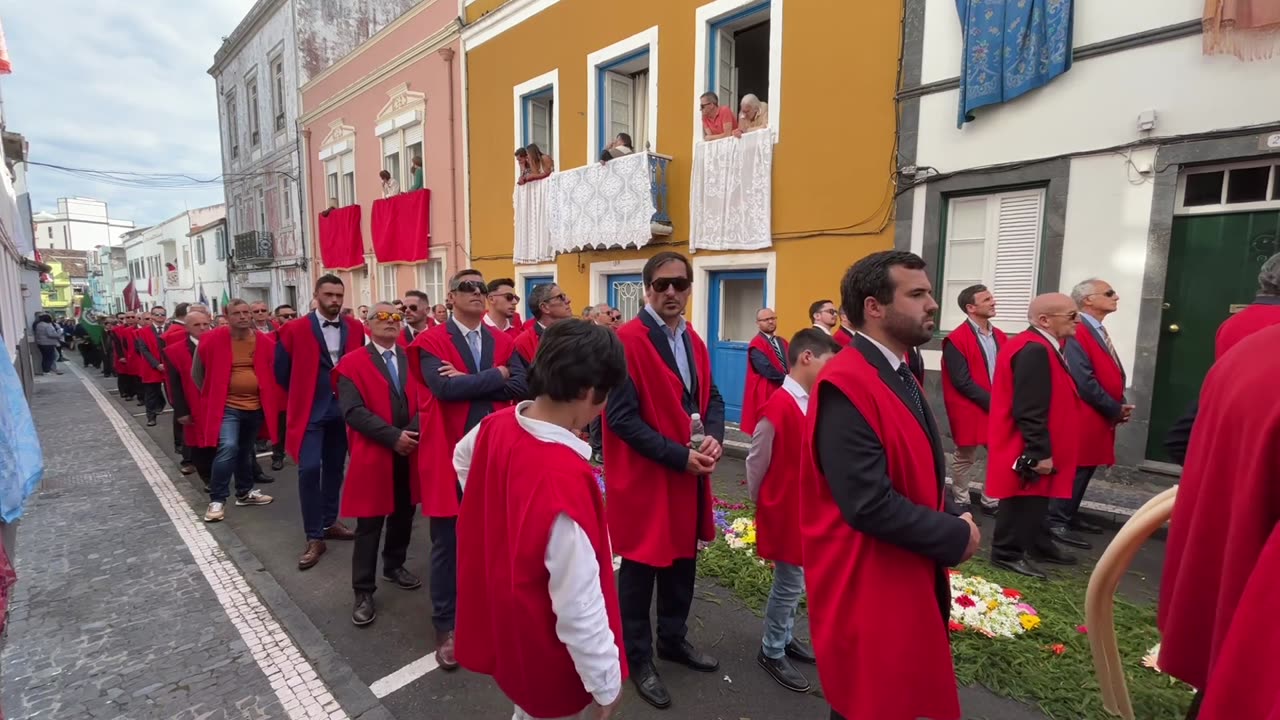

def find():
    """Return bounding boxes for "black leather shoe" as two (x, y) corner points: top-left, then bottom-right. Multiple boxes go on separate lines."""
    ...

(784, 638), (816, 664)
(980, 503), (999, 517)
(1033, 541), (1079, 566)
(631, 660), (672, 709)
(146, 418), (157, 427)
(992, 557), (1048, 580)
(352, 592), (375, 626)
(1070, 517), (1105, 534)
(270, 457), (285, 471)
(657, 639), (719, 672)
(758, 650), (810, 692)
(255, 474), (276, 484)
(383, 567), (422, 590)
(1049, 526), (1092, 550)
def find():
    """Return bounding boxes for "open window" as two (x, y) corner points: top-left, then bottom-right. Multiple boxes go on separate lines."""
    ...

(522, 87), (554, 158)
(709, 4), (769, 116)
(589, 28), (657, 158)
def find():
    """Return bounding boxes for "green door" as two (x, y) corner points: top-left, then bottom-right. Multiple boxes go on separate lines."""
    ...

(1147, 210), (1280, 461)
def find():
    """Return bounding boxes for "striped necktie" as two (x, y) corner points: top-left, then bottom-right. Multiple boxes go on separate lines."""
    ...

(1097, 324), (1121, 369)
(768, 335), (787, 370)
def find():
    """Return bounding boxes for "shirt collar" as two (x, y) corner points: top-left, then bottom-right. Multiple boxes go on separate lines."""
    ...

(1080, 312), (1104, 330)
(513, 401), (592, 461)
(644, 304), (686, 335)
(855, 331), (904, 370)
(812, 323), (832, 335)
(452, 315), (483, 335)
(483, 313), (511, 332)
(1033, 326), (1064, 351)
(370, 340), (396, 355)
(313, 309), (341, 326)
(967, 317), (994, 336)
(781, 375), (809, 404)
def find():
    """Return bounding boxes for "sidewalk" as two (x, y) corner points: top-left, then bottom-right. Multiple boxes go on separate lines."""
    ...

(0, 365), (350, 720)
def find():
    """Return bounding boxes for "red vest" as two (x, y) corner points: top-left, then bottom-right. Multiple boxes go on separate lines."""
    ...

(1159, 325), (1280, 692)
(136, 325), (167, 384)
(1072, 323), (1125, 467)
(940, 321), (1006, 447)
(985, 330), (1079, 499)
(276, 314), (365, 460)
(163, 323), (187, 349)
(122, 326), (142, 376)
(833, 326), (854, 347)
(512, 323), (542, 365)
(110, 327), (130, 374)
(753, 386), (804, 566)
(739, 333), (787, 436)
(1215, 301), (1280, 360)
(800, 349), (960, 720)
(406, 323), (516, 518)
(194, 327), (282, 447)
(333, 347), (421, 518)
(602, 318), (715, 567)
(455, 408), (627, 718)
(163, 338), (210, 448)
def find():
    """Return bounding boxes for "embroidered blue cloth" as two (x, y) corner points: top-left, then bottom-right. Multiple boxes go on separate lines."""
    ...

(956, 0), (1074, 127)
(0, 338), (44, 522)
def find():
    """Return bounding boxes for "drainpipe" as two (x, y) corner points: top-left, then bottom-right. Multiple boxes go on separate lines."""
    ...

(439, 46), (461, 272)
(300, 128), (314, 288)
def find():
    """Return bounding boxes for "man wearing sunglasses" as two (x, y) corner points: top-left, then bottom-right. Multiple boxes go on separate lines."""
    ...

(400, 290), (435, 347)
(135, 306), (169, 427)
(512, 282), (573, 365)
(987, 292), (1084, 579)
(809, 299), (837, 335)
(407, 268), (528, 672)
(1052, 280), (1133, 551)
(602, 251), (725, 710)
(483, 278), (523, 340)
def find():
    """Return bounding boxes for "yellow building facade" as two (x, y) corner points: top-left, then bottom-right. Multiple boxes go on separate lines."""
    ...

(462, 0), (900, 420)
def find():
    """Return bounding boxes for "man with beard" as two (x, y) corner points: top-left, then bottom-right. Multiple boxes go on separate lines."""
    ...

(484, 278), (523, 340)
(802, 250), (978, 720)
(739, 308), (788, 436)
(603, 251), (725, 710)
(809, 299), (837, 335)
(168, 309), (215, 492)
(512, 282), (574, 366)
(400, 290), (435, 347)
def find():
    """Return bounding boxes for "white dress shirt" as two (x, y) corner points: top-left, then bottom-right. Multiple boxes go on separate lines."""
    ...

(453, 402), (621, 709)
(745, 375), (809, 502)
(314, 310), (343, 364)
(483, 313), (513, 333)
(857, 331), (906, 370)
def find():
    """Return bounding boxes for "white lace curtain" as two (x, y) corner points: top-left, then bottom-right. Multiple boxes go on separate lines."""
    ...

(689, 130), (773, 253)
(546, 151), (656, 254)
(513, 179), (554, 264)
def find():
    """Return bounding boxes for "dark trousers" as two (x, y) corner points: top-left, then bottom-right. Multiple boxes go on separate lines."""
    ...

(209, 408), (263, 503)
(102, 347), (114, 377)
(298, 416), (347, 540)
(588, 416), (603, 456)
(429, 516), (458, 632)
(190, 446), (216, 487)
(37, 345), (57, 373)
(271, 412), (287, 463)
(116, 373), (131, 397)
(173, 412), (187, 457)
(81, 344), (102, 368)
(618, 557), (697, 664)
(352, 461), (415, 594)
(142, 381), (166, 420)
(992, 495), (1055, 563)
(1047, 466), (1098, 528)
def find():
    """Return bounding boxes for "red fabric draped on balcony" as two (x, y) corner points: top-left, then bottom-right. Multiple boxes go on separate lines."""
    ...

(317, 205), (364, 270)
(371, 189), (431, 264)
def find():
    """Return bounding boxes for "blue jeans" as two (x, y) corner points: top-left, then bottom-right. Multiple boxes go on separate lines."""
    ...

(298, 415), (348, 540)
(210, 408), (264, 503)
(762, 560), (805, 659)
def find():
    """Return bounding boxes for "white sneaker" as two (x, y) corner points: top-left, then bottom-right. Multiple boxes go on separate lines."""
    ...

(204, 502), (225, 522)
(235, 489), (273, 506)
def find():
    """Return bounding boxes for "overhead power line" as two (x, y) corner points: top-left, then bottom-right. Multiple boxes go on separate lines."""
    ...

(25, 161), (292, 190)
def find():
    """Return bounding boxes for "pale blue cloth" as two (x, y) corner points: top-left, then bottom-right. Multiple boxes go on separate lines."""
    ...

(0, 337), (44, 522)
(956, 0), (1074, 127)
(466, 329), (482, 369)
(969, 319), (999, 382)
(644, 304), (692, 390)
(382, 350), (400, 393)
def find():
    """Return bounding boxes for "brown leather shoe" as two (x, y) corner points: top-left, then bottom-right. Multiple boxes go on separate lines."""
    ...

(324, 521), (355, 541)
(435, 630), (459, 672)
(298, 539), (326, 570)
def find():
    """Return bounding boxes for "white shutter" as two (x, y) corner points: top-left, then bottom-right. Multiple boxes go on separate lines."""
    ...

(717, 29), (737, 113)
(989, 190), (1044, 333)
(632, 70), (649, 150)
(605, 72), (634, 143)
(403, 123), (423, 148)
(382, 133), (401, 156)
(939, 197), (992, 331)
(529, 98), (551, 154)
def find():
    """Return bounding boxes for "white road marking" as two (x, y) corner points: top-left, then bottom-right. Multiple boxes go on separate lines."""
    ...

(132, 408), (174, 417)
(67, 363), (349, 720)
(369, 653), (440, 699)
(256, 451), (275, 458)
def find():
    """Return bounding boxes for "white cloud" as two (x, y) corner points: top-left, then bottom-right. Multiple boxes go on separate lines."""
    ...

(2, 0), (259, 226)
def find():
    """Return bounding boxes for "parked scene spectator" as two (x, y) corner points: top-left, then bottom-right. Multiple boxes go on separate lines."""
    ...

(735, 93), (770, 136)
(700, 91), (737, 141)
(408, 156), (424, 191)
(380, 170), (401, 198)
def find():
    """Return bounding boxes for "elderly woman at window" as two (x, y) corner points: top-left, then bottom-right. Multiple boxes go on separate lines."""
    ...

(734, 93), (769, 137)
(516, 143), (554, 185)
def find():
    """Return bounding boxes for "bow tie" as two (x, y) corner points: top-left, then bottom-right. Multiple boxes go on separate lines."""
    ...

(323, 320), (341, 329)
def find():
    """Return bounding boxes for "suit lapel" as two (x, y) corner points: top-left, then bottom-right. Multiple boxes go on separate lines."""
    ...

(447, 321), (480, 374)
(640, 311), (684, 383)
(309, 313), (335, 369)
(367, 343), (396, 389)
(395, 347), (409, 392)
(480, 326), (495, 370)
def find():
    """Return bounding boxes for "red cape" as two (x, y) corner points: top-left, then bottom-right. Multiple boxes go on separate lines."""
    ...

(1072, 323), (1125, 467)
(122, 326), (142, 376)
(512, 322), (542, 365)
(801, 348), (960, 720)
(136, 325), (167, 384)
(985, 330), (1079, 499)
(753, 387), (804, 566)
(601, 317), (715, 567)
(739, 333), (787, 436)
(194, 327), (282, 447)
(332, 346), (420, 517)
(163, 338), (210, 447)
(940, 321), (1005, 447)
(1215, 301), (1280, 359)
(833, 326), (854, 347)
(1159, 324), (1280, 691)
(276, 314), (365, 460)
(163, 323), (188, 349)
(109, 327), (130, 375)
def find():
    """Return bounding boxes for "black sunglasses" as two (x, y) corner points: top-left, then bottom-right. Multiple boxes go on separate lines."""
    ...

(278, 313), (298, 320)
(405, 304), (420, 311)
(1091, 289), (1117, 298)
(490, 292), (520, 303)
(650, 277), (691, 293)
(454, 280), (487, 295)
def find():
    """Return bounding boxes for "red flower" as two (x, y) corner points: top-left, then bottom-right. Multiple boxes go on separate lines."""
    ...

(1002, 588), (1022, 599)
(1049, 643), (1066, 655)
(948, 620), (965, 632)
(956, 595), (976, 608)
(1076, 625), (1088, 634)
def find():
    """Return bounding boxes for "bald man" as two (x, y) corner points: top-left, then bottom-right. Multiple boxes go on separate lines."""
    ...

(985, 293), (1083, 579)
(740, 308), (788, 435)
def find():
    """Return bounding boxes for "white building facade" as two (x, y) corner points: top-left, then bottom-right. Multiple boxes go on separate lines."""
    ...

(896, 0), (1280, 471)
(32, 197), (135, 253)
(122, 206), (227, 312)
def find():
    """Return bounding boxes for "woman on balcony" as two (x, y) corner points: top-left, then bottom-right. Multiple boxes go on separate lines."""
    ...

(516, 144), (554, 185)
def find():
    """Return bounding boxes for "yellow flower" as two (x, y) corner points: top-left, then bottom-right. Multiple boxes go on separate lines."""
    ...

(744, 529), (757, 545)
(987, 600), (999, 611)
(1020, 614), (1041, 631)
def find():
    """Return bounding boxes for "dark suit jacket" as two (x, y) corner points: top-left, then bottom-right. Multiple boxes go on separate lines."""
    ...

(167, 338), (196, 418)
(1009, 329), (1070, 460)
(274, 312), (356, 423)
(416, 319), (528, 434)
(1064, 320), (1126, 421)
(336, 343), (419, 449)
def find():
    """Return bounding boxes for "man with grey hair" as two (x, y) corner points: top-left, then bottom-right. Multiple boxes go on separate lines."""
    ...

(1051, 279), (1133, 550)
(735, 93), (770, 137)
(592, 303), (616, 329)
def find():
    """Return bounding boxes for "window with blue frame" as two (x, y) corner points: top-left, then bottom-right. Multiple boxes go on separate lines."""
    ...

(705, 2), (771, 117)
(520, 86), (555, 158)
(594, 50), (650, 157)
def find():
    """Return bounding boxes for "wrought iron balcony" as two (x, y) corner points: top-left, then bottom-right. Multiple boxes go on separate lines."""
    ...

(234, 231), (275, 262)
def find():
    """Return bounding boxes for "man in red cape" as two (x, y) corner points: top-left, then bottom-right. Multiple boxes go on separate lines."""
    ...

(453, 320), (629, 720)
(166, 309), (214, 492)
(941, 284), (1005, 518)
(512, 281), (574, 366)
(602, 251), (725, 711)
(802, 251), (978, 720)
(163, 303), (195, 472)
(738, 307), (788, 436)
(986, 293), (1082, 579)
(483, 277), (523, 340)
(1159, 324), (1280, 718)
(109, 312), (134, 400)
(398, 290), (435, 348)
(334, 302), (422, 627)
(747, 328), (839, 694)
(193, 299), (279, 523)
(832, 309), (856, 347)
(406, 268), (527, 671)
(135, 306), (169, 426)
(275, 274), (366, 570)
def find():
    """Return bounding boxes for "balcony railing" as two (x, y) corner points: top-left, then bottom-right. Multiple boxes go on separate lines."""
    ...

(689, 130), (773, 253)
(234, 231), (275, 262)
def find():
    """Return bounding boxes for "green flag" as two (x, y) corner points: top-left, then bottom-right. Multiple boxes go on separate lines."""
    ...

(221, 288), (230, 313)
(78, 311), (104, 348)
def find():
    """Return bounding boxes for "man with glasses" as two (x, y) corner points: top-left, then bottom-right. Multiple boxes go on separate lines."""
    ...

(809, 299), (837, 335)
(483, 278), (523, 340)
(986, 293), (1084, 579)
(135, 306), (169, 427)
(740, 308), (788, 436)
(250, 301), (277, 334)
(400, 290), (434, 347)
(276, 275), (367, 570)
(603, 251), (725, 710)
(513, 283), (573, 365)
(1051, 280), (1133, 550)
(407, 268), (528, 672)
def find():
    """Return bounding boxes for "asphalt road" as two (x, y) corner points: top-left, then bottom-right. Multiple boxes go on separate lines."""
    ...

(87, 370), (1169, 720)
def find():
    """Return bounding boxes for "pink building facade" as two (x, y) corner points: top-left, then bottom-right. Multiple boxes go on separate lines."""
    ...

(299, 1), (463, 312)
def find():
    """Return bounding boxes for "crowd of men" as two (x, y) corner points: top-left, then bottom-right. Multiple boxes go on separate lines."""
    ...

(88, 247), (1279, 720)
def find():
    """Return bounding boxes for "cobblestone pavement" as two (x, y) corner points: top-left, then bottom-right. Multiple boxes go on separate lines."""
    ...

(1, 366), (352, 720)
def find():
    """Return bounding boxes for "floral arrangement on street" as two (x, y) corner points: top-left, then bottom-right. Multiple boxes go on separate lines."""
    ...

(722, 516), (757, 550)
(947, 569), (1040, 639)
(593, 466), (605, 499)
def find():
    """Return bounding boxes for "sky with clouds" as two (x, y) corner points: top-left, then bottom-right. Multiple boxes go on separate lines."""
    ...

(3, 0), (258, 227)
